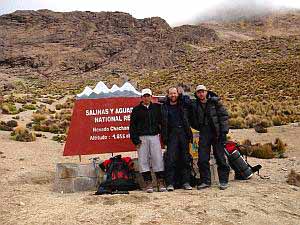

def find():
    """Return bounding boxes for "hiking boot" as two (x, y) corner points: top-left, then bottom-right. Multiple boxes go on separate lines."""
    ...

(157, 179), (167, 192)
(145, 181), (154, 193)
(219, 182), (229, 190)
(197, 183), (211, 190)
(167, 184), (174, 192)
(182, 183), (192, 190)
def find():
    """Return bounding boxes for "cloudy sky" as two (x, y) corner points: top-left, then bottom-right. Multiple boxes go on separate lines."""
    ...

(0, 0), (300, 26)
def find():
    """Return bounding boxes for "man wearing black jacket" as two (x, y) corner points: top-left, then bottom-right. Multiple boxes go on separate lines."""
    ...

(190, 85), (230, 190)
(129, 88), (166, 193)
(161, 87), (193, 191)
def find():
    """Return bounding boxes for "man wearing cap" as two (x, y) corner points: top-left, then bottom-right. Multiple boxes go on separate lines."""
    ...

(161, 87), (193, 191)
(190, 85), (230, 190)
(129, 88), (166, 193)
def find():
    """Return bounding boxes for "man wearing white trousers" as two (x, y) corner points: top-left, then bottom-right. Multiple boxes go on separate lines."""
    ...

(129, 88), (166, 193)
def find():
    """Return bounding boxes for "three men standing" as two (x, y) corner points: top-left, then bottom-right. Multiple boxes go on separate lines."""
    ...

(130, 84), (230, 192)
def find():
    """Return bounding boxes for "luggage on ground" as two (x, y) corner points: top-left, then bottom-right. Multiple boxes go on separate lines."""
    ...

(95, 155), (138, 195)
(224, 141), (262, 180)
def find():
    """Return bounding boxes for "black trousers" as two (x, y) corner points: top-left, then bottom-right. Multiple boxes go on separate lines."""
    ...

(197, 127), (230, 184)
(165, 128), (191, 186)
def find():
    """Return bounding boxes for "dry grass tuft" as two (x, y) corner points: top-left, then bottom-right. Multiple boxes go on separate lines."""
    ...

(11, 126), (36, 142)
(287, 170), (300, 187)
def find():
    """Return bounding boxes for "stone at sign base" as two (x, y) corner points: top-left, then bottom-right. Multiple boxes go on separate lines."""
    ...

(54, 177), (98, 193)
(53, 163), (99, 193)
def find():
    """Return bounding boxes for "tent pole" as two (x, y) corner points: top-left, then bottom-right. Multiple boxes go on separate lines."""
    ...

(79, 155), (82, 162)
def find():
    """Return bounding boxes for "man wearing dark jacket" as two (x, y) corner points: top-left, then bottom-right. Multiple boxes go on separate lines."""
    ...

(129, 88), (166, 193)
(161, 87), (193, 191)
(190, 85), (230, 190)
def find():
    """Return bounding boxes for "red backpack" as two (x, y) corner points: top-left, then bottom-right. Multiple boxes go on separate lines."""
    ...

(95, 155), (138, 194)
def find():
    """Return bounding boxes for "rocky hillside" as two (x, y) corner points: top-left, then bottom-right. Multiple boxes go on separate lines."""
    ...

(0, 9), (299, 127)
(0, 10), (299, 102)
(0, 10), (216, 85)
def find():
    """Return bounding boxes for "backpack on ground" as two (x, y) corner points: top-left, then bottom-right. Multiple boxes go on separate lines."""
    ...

(224, 141), (262, 180)
(95, 155), (139, 195)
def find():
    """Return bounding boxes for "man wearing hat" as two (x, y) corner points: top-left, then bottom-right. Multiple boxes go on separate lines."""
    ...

(129, 88), (166, 193)
(190, 85), (230, 190)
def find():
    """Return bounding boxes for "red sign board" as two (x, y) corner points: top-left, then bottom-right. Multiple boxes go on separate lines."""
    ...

(63, 97), (142, 156)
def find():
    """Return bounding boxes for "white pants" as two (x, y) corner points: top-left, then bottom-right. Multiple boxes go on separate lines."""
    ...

(137, 135), (164, 173)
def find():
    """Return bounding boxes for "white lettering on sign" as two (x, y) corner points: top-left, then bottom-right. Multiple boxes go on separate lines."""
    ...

(94, 116), (122, 123)
(110, 126), (129, 131)
(123, 115), (130, 121)
(92, 127), (109, 132)
(90, 135), (108, 140)
(114, 107), (133, 114)
(86, 109), (109, 116)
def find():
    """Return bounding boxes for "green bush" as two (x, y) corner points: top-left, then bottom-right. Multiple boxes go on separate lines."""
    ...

(52, 134), (66, 143)
(23, 104), (37, 110)
(1, 103), (18, 114)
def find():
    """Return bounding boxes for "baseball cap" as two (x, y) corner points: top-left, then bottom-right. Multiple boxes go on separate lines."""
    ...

(141, 88), (152, 96)
(196, 85), (207, 92)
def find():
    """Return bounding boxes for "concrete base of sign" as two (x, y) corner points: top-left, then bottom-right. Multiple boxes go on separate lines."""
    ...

(53, 163), (99, 193)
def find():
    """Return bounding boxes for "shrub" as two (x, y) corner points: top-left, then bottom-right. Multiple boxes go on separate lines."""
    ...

(229, 111), (239, 119)
(11, 126), (36, 142)
(287, 170), (300, 187)
(272, 116), (283, 126)
(40, 125), (50, 132)
(49, 124), (60, 134)
(245, 114), (260, 128)
(32, 124), (41, 131)
(23, 104), (37, 110)
(6, 120), (18, 128)
(254, 124), (268, 133)
(55, 104), (63, 110)
(52, 134), (66, 143)
(32, 113), (47, 123)
(260, 119), (272, 128)
(251, 143), (275, 159)
(1, 103), (18, 114)
(273, 138), (287, 158)
(0, 121), (13, 131)
(240, 139), (253, 155)
(229, 117), (245, 129)
(55, 110), (72, 121)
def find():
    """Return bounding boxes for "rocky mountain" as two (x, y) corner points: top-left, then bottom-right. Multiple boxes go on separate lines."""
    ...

(0, 9), (299, 105)
(0, 10), (216, 80)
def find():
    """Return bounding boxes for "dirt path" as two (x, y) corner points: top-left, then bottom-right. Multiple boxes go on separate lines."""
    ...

(0, 124), (299, 225)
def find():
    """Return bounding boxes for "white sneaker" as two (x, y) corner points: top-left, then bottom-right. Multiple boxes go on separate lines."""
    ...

(182, 183), (192, 190)
(167, 185), (174, 192)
